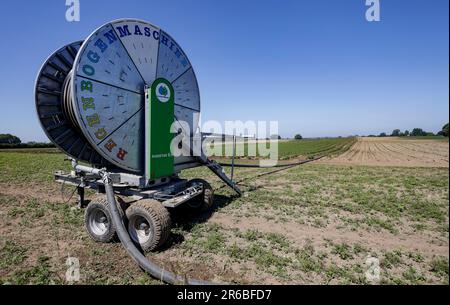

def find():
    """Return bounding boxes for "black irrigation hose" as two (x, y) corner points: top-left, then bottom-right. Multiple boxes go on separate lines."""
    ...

(216, 156), (324, 191)
(102, 173), (214, 285)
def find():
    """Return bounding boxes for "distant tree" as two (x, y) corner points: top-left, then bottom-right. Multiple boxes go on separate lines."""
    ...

(442, 123), (449, 137)
(0, 134), (21, 144)
(379, 132), (387, 137)
(437, 131), (444, 136)
(404, 130), (410, 136)
(294, 134), (303, 140)
(391, 129), (401, 137)
(411, 128), (426, 136)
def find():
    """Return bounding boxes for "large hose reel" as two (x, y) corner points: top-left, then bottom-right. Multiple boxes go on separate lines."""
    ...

(35, 19), (201, 173)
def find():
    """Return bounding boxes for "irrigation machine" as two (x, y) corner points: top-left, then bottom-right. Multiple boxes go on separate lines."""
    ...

(35, 19), (241, 283)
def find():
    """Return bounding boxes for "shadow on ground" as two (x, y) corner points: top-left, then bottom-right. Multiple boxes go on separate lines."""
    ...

(163, 193), (238, 249)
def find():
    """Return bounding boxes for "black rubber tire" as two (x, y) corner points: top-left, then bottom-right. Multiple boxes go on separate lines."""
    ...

(84, 195), (125, 243)
(125, 199), (171, 252)
(186, 179), (214, 212)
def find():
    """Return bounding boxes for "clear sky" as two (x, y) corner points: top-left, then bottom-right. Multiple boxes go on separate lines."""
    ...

(0, 0), (448, 141)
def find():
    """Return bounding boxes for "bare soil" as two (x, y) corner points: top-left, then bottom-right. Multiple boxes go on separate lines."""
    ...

(321, 137), (449, 167)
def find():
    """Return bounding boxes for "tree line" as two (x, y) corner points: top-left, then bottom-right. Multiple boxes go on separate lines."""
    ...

(0, 134), (55, 148)
(371, 123), (449, 138)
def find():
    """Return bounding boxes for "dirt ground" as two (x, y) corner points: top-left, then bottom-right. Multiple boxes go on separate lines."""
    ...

(321, 137), (449, 168)
(0, 142), (448, 284)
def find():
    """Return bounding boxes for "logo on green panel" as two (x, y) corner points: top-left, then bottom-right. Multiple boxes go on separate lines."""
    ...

(147, 78), (174, 180)
(156, 83), (171, 103)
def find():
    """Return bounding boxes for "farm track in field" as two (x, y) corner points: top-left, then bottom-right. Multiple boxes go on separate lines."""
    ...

(321, 137), (449, 167)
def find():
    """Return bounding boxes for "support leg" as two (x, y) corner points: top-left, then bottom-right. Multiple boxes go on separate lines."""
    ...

(77, 186), (85, 208)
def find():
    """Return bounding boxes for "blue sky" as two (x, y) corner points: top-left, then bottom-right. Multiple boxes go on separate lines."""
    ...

(0, 0), (448, 141)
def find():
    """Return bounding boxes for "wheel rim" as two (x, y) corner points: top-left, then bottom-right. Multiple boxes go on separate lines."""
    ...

(128, 215), (153, 245)
(89, 209), (109, 236)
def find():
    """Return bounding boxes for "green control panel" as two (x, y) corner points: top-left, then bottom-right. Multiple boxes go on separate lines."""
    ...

(145, 78), (174, 181)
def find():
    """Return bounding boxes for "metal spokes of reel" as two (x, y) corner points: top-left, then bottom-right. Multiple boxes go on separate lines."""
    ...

(35, 41), (111, 167)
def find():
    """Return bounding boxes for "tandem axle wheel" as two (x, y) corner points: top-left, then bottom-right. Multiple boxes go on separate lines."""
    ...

(126, 199), (171, 252)
(83, 179), (214, 251)
(84, 195), (127, 243)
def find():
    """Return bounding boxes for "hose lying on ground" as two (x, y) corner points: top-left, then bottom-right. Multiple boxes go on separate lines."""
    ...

(102, 172), (213, 285)
(215, 156), (323, 193)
